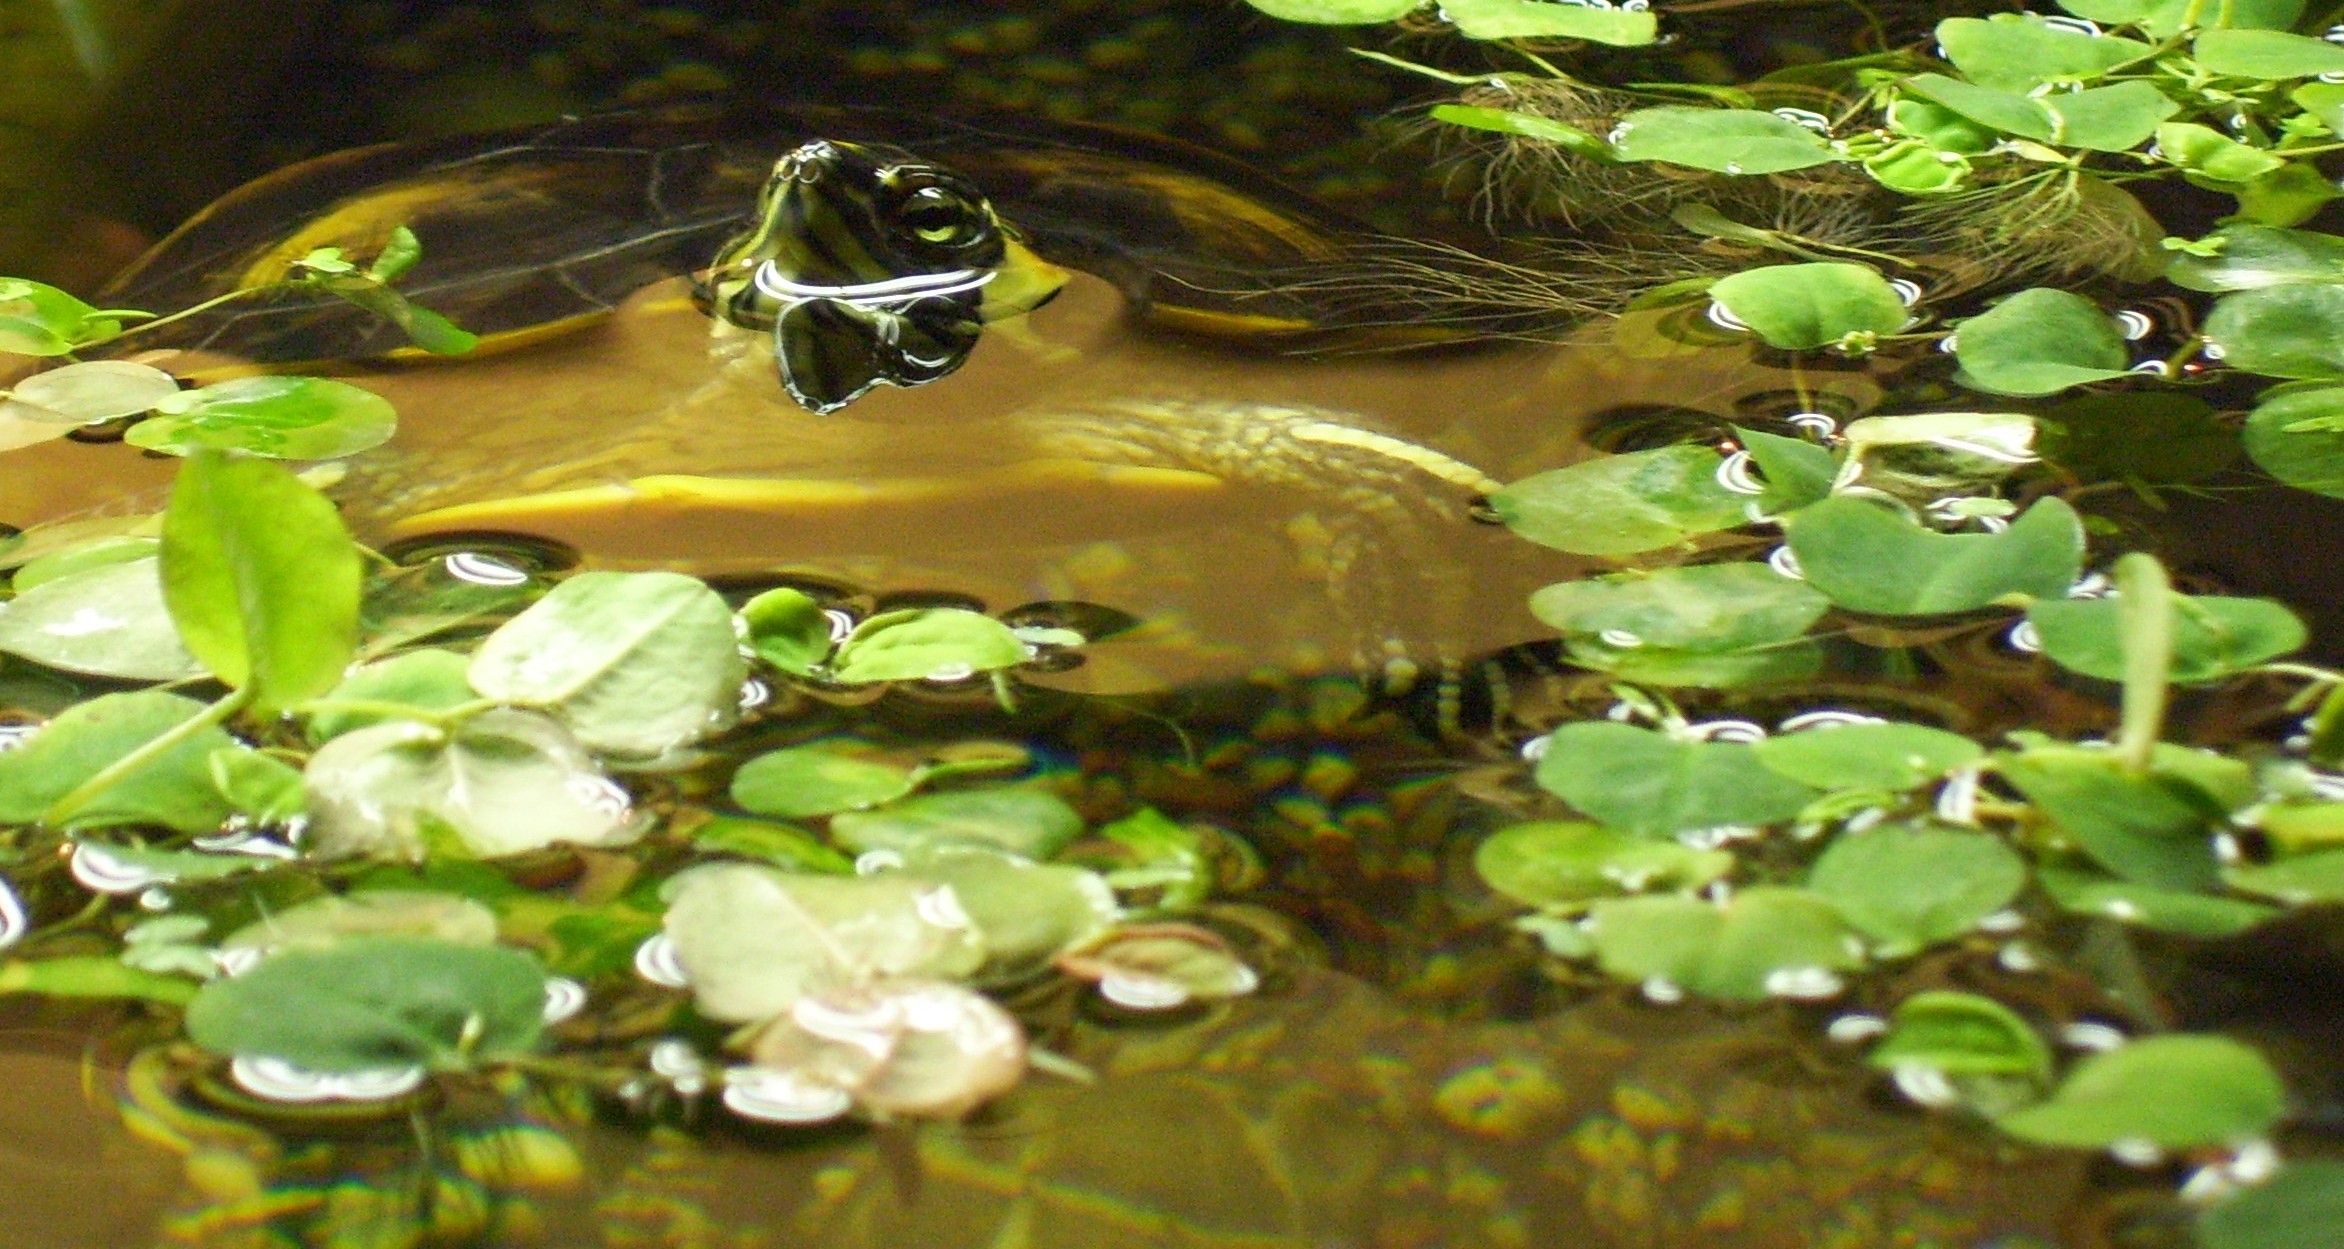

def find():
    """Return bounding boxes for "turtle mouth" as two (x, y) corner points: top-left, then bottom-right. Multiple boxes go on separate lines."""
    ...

(750, 259), (997, 305)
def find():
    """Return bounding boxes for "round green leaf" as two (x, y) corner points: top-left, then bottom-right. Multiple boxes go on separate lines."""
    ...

(1584, 887), (1863, 1001)
(2039, 80), (2179, 152)
(2192, 28), (2344, 78)
(731, 742), (920, 819)
(831, 607), (1029, 684)
(830, 786), (1083, 860)
(2206, 284), (2344, 379)
(2058, 0), (2302, 37)
(1608, 107), (1839, 174)
(1530, 563), (1827, 651)
(1557, 634), (1824, 688)
(12, 534), (161, 591)
(1491, 445), (1750, 557)
(304, 648), (479, 744)
(2028, 590), (2305, 684)
(1886, 96), (2000, 153)
(1534, 721), (1819, 836)
(1868, 990), (2052, 1079)
(2154, 122), (2286, 184)
(1753, 722), (1983, 792)
(1954, 288), (2131, 395)
(1733, 425), (1838, 513)
(185, 936), (548, 1073)
(1437, 0), (1656, 44)
(1864, 141), (1971, 194)
(1474, 820), (1734, 906)
(0, 556), (203, 681)
(1234, 0), (1413, 21)
(131, 375), (397, 459)
(1995, 1034), (2285, 1149)
(0, 279), (120, 356)
(1807, 824), (2025, 956)
(739, 586), (834, 676)
(1899, 74), (2055, 142)
(2038, 866), (2280, 936)
(899, 844), (1117, 974)
(1784, 495), (2085, 616)
(1936, 14), (2148, 92)
(161, 450), (363, 717)
(469, 570), (745, 756)
(2225, 847), (2344, 905)
(2244, 383), (2344, 497)
(1996, 745), (2223, 891)
(2167, 225), (2344, 292)
(2, 361), (179, 424)
(1709, 263), (1908, 351)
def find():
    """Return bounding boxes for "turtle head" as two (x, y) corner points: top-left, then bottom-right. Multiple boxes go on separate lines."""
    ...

(706, 139), (1067, 414)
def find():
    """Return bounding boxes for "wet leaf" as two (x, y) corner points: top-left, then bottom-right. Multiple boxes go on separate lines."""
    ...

(12, 534), (160, 591)
(2042, 80), (2180, 151)
(1557, 635), (1824, 688)
(659, 863), (983, 1023)
(161, 451), (362, 717)
(1863, 139), (1971, 195)
(1995, 1034), (2285, 1148)
(2234, 160), (2343, 227)
(72, 839), (268, 886)
(0, 556), (204, 681)
(684, 815), (855, 873)
(1429, 104), (1613, 160)
(1235, 0), (1413, 22)
(1886, 97), (1998, 153)
(830, 787), (1083, 860)
(1059, 924), (1259, 1004)
(185, 935), (547, 1073)
(0, 278), (121, 356)
(0, 957), (196, 1005)
(1784, 495), (2084, 615)
(2193, 28), (2344, 78)
(2243, 383), (2344, 497)
(1807, 824), (2026, 956)
(1835, 410), (2039, 501)
(1094, 806), (1210, 909)
(1, 361), (179, 424)
(1534, 721), (1819, 837)
(1608, 106), (1839, 174)
(2225, 848), (2344, 905)
(130, 376), (397, 459)
(1935, 14), (2148, 91)
(0, 690), (236, 831)
(305, 648), (479, 744)
(1438, 0), (1656, 44)
(1474, 820), (1734, 906)
(2057, 0), (2301, 36)
(209, 747), (307, 823)
(739, 586), (834, 676)
(469, 570), (744, 756)
(1734, 425), (1837, 513)
(2166, 224), (2344, 291)
(830, 607), (1028, 684)
(1492, 445), (1750, 556)
(1530, 563), (1827, 652)
(1709, 262), (1908, 351)
(303, 710), (641, 859)
(2028, 590), (2304, 683)
(222, 891), (500, 956)
(742, 979), (1025, 1119)
(2155, 121), (2286, 183)
(1953, 288), (2131, 394)
(2038, 866), (2280, 936)
(1584, 887), (1863, 1001)
(2198, 1160), (2344, 1249)
(1753, 722), (1982, 792)
(730, 742), (921, 819)
(2204, 284), (2344, 378)
(1899, 74), (2055, 142)
(1868, 990), (2052, 1080)
(897, 844), (1117, 974)
(1996, 745), (2229, 890)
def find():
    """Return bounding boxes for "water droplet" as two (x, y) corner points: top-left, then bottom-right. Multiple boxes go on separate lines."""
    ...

(721, 1067), (853, 1124)
(633, 933), (690, 988)
(542, 978), (588, 1024)
(442, 552), (531, 587)
(1827, 1014), (1888, 1044)
(2060, 1021), (2127, 1052)
(231, 1055), (425, 1103)
(1891, 1064), (1960, 1108)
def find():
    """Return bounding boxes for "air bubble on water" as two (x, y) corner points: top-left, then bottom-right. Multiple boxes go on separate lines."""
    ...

(633, 933), (690, 988)
(1827, 1014), (1888, 1044)
(1891, 1064), (1961, 1108)
(1640, 977), (1685, 1005)
(1764, 966), (1845, 1000)
(543, 978), (588, 1024)
(2060, 1021), (2128, 1052)
(1706, 301), (1750, 333)
(1596, 629), (1644, 649)
(2108, 1138), (2166, 1168)
(232, 1055), (424, 1103)
(1715, 450), (1765, 495)
(925, 661), (976, 683)
(1519, 734), (1551, 763)
(722, 1067), (853, 1124)
(443, 552), (531, 588)
(0, 877), (23, 951)
(1100, 972), (1192, 1011)
(1778, 709), (1881, 733)
(1767, 545), (1804, 580)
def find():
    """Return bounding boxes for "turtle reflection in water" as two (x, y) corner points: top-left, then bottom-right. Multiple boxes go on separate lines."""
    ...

(0, 104), (1834, 691)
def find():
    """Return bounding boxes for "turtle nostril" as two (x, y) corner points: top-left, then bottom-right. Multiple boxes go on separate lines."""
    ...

(776, 140), (838, 185)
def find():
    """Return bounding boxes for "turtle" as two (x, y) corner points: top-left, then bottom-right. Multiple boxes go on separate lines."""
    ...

(0, 103), (1833, 690)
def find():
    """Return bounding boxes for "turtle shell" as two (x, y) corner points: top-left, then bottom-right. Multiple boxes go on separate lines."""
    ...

(98, 102), (1373, 366)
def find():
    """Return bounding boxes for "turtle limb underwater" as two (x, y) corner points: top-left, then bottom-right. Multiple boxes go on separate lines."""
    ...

(0, 104), (1866, 691)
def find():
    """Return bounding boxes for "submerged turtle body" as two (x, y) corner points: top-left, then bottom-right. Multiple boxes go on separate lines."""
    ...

(0, 105), (1818, 687)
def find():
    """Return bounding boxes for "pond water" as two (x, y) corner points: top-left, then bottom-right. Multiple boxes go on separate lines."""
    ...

(7, 4), (2344, 1249)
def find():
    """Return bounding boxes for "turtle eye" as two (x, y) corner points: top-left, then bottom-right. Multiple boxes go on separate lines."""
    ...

(898, 185), (986, 246)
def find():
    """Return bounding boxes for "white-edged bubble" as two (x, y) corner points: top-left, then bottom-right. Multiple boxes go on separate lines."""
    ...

(1891, 1064), (1961, 1108)
(721, 1067), (853, 1124)
(1640, 977), (1685, 1005)
(1975, 908), (2026, 934)
(1099, 972), (1193, 1011)
(214, 946), (265, 978)
(2115, 309), (2156, 341)
(230, 1055), (425, 1103)
(1998, 941), (2043, 973)
(1767, 544), (1804, 580)
(0, 875), (24, 950)
(2005, 619), (2042, 654)
(1519, 733), (1551, 763)
(650, 1038), (706, 1081)
(2040, 14), (2102, 34)
(1687, 718), (1767, 744)
(1786, 411), (1840, 439)
(633, 933), (690, 989)
(69, 842), (172, 894)
(1716, 450), (1765, 495)
(1764, 966), (1846, 1000)
(914, 884), (975, 932)
(442, 552), (531, 588)
(924, 661), (976, 683)
(0, 721), (39, 752)
(854, 848), (907, 875)
(1888, 277), (1925, 307)
(1706, 300), (1751, 333)
(542, 977), (588, 1024)
(2060, 1021), (2128, 1052)
(2109, 1138), (2166, 1168)
(1827, 1014), (1889, 1044)
(1596, 628), (1645, 649)
(1936, 766), (1983, 825)
(1778, 709), (1883, 733)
